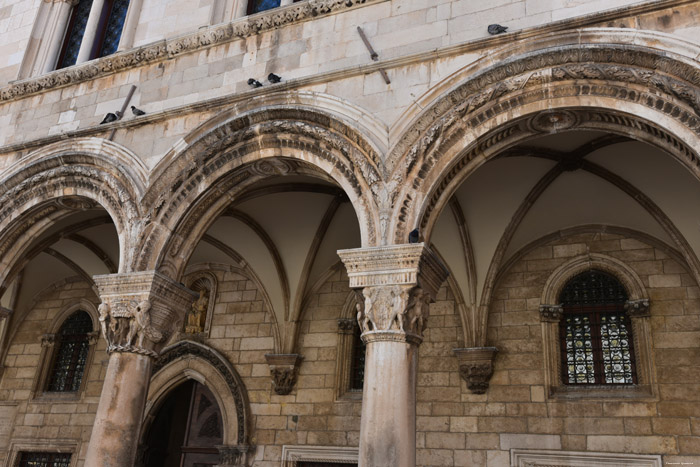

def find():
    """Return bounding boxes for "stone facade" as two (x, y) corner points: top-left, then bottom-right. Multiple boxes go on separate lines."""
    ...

(1, 0), (700, 466)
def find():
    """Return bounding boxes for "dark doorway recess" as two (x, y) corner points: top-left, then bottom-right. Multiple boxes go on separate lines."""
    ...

(143, 380), (223, 467)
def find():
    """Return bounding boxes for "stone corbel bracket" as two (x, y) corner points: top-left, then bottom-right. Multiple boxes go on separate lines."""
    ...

(539, 304), (563, 322)
(216, 444), (251, 467)
(453, 347), (499, 394)
(265, 353), (303, 395)
(94, 271), (198, 357)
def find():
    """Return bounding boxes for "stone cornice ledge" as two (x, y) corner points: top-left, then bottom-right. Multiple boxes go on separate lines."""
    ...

(0, 0), (383, 102)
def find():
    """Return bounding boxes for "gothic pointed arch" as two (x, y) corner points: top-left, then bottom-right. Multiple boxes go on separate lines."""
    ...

(137, 104), (382, 279)
(0, 138), (147, 294)
(146, 340), (251, 448)
(388, 29), (700, 245)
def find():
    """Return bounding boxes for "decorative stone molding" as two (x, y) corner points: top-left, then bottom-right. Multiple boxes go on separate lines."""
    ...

(281, 445), (358, 467)
(338, 243), (449, 344)
(510, 449), (661, 466)
(337, 318), (355, 334)
(40, 333), (56, 348)
(625, 299), (651, 318)
(216, 444), (250, 467)
(265, 354), (303, 395)
(151, 341), (251, 446)
(539, 305), (563, 322)
(0, 307), (10, 319)
(94, 271), (197, 358)
(453, 347), (498, 394)
(0, 0), (383, 102)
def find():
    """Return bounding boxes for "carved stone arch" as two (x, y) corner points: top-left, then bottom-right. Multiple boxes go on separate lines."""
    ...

(46, 299), (100, 335)
(541, 253), (648, 306)
(388, 29), (700, 244)
(137, 105), (382, 276)
(0, 138), (146, 290)
(146, 340), (251, 447)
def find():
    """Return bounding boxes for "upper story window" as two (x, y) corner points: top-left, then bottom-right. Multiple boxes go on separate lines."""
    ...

(559, 270), (637, 385)
(47, 310), (93, 392)
(16, 452), (72, 467)
(247, 0), (302, 15)
(57, 0), (131, 69)
(349, 324), (365, 391)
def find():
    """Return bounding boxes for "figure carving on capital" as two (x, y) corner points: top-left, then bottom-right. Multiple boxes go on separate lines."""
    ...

(98, 300), (163, 357)
(185, 288), (209, 334)
(357, 285), (432, 343)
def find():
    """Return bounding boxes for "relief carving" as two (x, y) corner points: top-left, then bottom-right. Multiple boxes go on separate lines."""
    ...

(265, 354), (303, 395)
(98, 300), (163, 357)
(453, 347), (499, 394)
(624, 299), (651, 318)
(185, 289), (209, 334)
(539, 304), (563, 322)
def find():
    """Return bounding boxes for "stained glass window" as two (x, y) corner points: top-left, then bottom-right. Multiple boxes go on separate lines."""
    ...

(17, 452), (71, 467)
(349, 325), (366, 391)
(47, 311), (93, 392)
(99, 0), (130, 58)
(57, 0), (94, 69)
(248, 0), (281, 14)
(559, 270), (636, 385)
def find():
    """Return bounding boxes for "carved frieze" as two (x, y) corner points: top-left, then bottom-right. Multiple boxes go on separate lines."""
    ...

(94, 271), (198, 358)
(338, 243), (449, 344)
(216, 444), (250, 467)
(264, 354), (303, 395)
(453, 347), (499, 394)
(0, 0), (383, 102)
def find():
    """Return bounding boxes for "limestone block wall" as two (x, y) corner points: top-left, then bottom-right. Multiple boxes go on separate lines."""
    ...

(0, 279), (105, 467)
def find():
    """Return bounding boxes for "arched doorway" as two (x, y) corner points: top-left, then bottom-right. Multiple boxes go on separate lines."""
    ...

(143, 380), (223, 467)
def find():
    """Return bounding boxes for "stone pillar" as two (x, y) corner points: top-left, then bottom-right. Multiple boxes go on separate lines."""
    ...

(85, 271), (197, 467)
(338, 244), (448, 467)
(42, 0), (76, 73)
(76, 0), (106, 63)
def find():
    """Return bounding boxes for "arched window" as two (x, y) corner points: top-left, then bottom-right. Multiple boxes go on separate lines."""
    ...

(559, 270), (637, 385)
(349, 324), (365, 391)
(247, 0), (301, 15)
(47, 310), (93, 392)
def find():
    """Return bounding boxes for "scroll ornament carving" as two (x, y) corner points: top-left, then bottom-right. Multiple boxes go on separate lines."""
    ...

(98, 301), (163, 358)
(0, 0), (381, 101)
(624, 299), (651, 318)
(539, 304), (563, 322)
(217, 445), (250, 467)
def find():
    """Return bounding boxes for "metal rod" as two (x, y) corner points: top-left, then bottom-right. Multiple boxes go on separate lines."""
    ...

(356, 27), (391, 85)
(357, 26), (379, 61)
(108, 84), (137, 141)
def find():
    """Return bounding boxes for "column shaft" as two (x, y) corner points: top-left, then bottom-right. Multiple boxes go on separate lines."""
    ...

(76, 0), (106, 63)
(359, 340), (417, 467)
(85, 352), (151, 467)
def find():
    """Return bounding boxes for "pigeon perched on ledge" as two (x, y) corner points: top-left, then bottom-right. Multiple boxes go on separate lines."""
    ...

(487, 24), (508, 35)
(247, 78), (263, 88)
(268, 73), (282, 83)
(100, 112), (118, 124)
(131, 106), (146, 116)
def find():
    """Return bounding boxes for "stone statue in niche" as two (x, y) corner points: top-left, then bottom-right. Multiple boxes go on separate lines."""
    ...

(185, 289), (209, 334)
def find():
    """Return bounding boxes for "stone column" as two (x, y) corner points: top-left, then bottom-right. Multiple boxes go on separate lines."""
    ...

(76, 0), (106, 63)
(42, 0), (77, 73)
(84, 271), (197, 467)
(338, 244), (448, 467)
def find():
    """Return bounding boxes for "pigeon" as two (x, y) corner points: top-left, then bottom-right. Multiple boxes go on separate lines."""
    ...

(100, 112), (118, 124)
(247, 78), (263, 88)
(131, 105), (146, 116)
(487, 24), (508, 35)
(408, 228), (420, 244)
(268, 73), (282, 83)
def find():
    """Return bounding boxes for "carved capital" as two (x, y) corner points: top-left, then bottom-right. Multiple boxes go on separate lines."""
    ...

(216, 444), (250, 466)
(337, 318), (356, 334)
(453, 347), (499, 394)
(625, 299), (651, 318)
(265, 354), (303, 395)
(40, 333), (56, 348)
(94, 271), (198, 358)
(539, 304), (563, 322)
(338, 244), (449, 344)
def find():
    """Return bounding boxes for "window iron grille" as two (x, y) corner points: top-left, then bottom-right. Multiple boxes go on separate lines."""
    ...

(17, 452), (72, 467)
(349, 325), (365, 391)
(47, 311), (92, 392)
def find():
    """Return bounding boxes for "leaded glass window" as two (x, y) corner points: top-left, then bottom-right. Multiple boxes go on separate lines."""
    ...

(98, 0), (130, 58)
(559, 270), (636, 385)
(349, 325), (365, 391)
(248, 0), (281, 14)
(16, 452), (71, 467)
(47, 311), (92, 392)
(57, 0), (94, 69)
